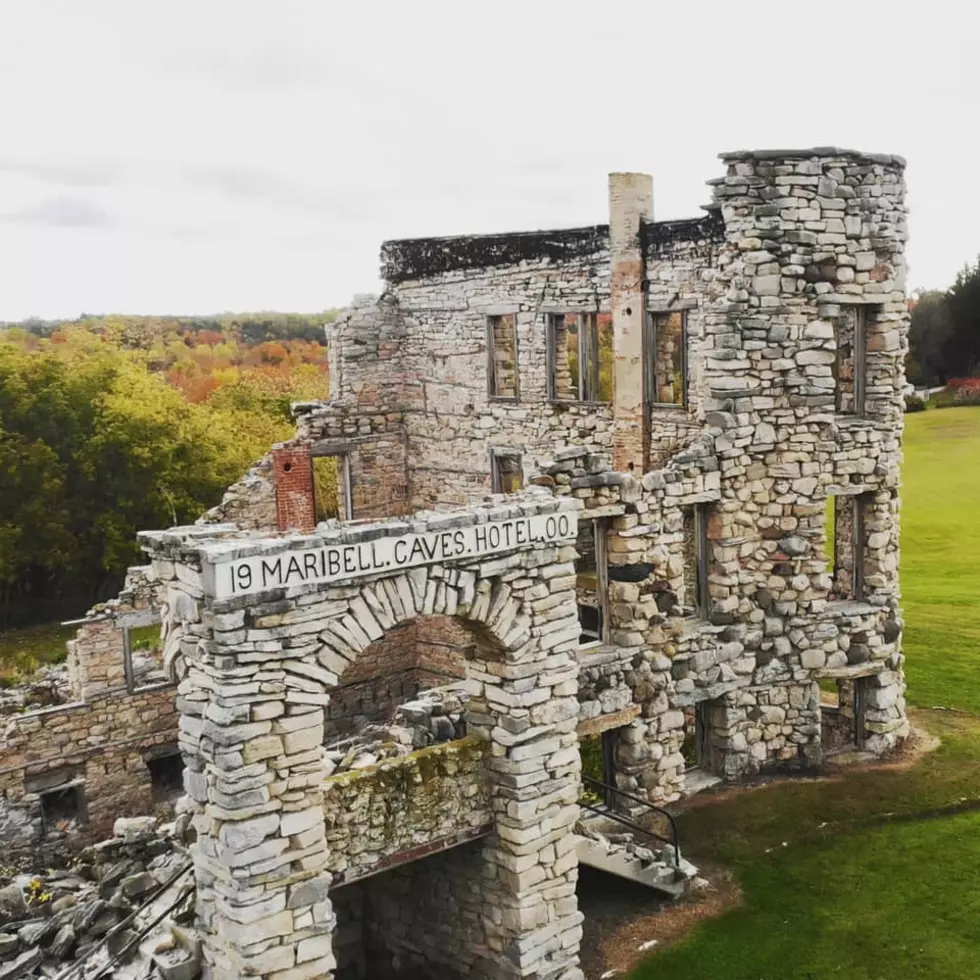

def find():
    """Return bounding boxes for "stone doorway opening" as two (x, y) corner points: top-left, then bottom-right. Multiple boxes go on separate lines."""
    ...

(821, 676), (870, 755)
(680, 701), (722, 796)
(332, 838), (487, 980)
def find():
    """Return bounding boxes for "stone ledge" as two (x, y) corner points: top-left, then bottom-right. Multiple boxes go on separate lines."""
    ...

(815, 663), (886, 680)
(718, 147), (906, 167)
(577, 645), (634, 669)
(330, 823), (494, 889)
(577, 705), (641, 737)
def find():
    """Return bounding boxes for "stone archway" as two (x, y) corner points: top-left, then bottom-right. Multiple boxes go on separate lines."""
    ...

(144, 496), (586, 980)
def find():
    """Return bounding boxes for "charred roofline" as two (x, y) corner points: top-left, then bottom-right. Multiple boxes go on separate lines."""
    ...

(381, 210), (729, 285)
(641, 212), (727, 255)
(380, 225), (610, 284)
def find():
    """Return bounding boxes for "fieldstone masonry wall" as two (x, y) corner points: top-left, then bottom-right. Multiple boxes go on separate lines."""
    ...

(114, 146), (911, 977)
(0, 566), (179, 859)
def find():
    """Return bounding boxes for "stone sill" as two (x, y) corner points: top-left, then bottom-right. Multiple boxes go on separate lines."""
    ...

(577, 705), (641, 738)
(815, 663), (886, 681)
(577, 644), (634, 669)
(676, 618), (726, 642)
(822, 600), (882, 618)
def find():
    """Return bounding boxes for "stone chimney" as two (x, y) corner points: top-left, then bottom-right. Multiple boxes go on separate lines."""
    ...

(609, 172), (653, 473)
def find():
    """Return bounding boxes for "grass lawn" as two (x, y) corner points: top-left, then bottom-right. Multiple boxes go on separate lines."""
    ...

(630, 406), (980, 979)
(901, 407), (980, 712)
(0, 621), (74, 685)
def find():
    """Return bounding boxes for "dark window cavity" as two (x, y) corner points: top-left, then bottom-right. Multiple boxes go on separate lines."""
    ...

(576, 520), (608, 645)
(683, 504), (710, 617)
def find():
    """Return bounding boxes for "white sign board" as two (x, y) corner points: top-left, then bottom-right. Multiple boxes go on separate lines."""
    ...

(205, 511), (577, 599)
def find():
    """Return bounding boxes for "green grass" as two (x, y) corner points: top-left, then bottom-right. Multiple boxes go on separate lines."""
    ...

(0, 621), (74, 685)
(901, 407), (980, 712)
(629, 405), (980, 978)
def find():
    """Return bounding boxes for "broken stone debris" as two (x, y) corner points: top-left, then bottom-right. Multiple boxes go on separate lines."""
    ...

(324, 683), (469, 775)
(0, 816), (200, 979)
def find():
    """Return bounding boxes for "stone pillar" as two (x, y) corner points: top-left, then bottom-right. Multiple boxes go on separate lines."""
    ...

(164, 559), (335, 980)
(469, 594), (585, 979)
(609, 172), (653, 474)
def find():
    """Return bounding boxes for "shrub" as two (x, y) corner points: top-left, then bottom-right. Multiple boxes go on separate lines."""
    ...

(937, 378), (980, 407)
(904, 395), (926, 413)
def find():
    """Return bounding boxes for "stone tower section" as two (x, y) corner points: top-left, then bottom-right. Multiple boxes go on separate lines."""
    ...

(609, 172), (654, 473)
(700, 148), (910, 761)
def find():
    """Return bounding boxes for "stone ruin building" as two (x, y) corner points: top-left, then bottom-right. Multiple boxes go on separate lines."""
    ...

(0, 147), (910, 979)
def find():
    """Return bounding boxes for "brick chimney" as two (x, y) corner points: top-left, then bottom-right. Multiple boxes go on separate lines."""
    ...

(609, 172), (653, 473)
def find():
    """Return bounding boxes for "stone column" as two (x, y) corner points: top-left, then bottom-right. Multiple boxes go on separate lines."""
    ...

(163, 557), (336, 980)
(461, 543), (585, 978)
(609, 172), (653, 474)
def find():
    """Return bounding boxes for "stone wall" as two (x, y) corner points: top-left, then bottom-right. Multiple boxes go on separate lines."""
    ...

(106, 147), (910, 978)
(0, 687), (178, 859)
(322, 736), (490, 886)
(333, 839), (491, 980)
(0, 566), (180, 859)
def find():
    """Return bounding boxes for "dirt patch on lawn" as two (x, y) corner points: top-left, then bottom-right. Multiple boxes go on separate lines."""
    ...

(578, 862), (741, 979)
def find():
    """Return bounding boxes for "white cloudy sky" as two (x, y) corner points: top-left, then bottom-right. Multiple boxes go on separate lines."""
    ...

(0, 1), (974, 319)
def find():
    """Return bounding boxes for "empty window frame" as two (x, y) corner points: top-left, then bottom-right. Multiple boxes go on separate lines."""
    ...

(834, 305), (867, 415)
(491, 451), (524, 494)
(547, 312), (614, 403)
(682, 504), (710, 617)
(646, 311), (688, 407)
(124, 621), (169, 693)
(826, 494), (867, 600)
(313, 452), (353, 522)
(487, 314), (519, 399)
(39, 782), (87, 833)
(681, 702), (713, 772)
(576, 519), (608, 646)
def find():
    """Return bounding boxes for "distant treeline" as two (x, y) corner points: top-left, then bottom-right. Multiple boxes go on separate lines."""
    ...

(5, 310), (340, 346)
(0, 312), (341, 628)
(909, 260), (980, 387)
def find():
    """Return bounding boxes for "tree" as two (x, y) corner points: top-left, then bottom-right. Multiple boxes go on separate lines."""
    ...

(943, 258), (980, 379)
(908, 290), (953, 386)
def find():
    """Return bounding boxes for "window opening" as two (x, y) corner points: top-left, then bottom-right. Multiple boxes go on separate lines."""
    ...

(146, 750), (185, 803)
(547, 313), (614, 402)
(646, 311), (687, 407)
(491, 452), (523, 494)
(682, 504), (710, 617)
(40, 783), (86, 833)
(124, 621), (168, 693)
(834, 305), (867, 415)
(313, 453), (353, 522)
(826, 494), (867, 600)
(576, 520), (608, 645)
(487, 314), (518, 399)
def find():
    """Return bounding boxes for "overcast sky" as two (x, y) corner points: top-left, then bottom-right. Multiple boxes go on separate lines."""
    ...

(0, 2), (974, 320)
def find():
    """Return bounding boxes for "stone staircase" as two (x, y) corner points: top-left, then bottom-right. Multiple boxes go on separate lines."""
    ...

(575, 832), (698, 898)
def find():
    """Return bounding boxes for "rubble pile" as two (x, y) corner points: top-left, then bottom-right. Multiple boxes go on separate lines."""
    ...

(0, 816), (199, 980)
(324, 684), (469, 776)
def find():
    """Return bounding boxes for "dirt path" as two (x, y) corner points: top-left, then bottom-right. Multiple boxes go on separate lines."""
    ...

(577, 864), (741, 979)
